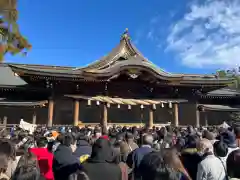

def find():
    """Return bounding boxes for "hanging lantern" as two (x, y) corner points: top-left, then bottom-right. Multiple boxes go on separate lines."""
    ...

(161, 103), (164, 108)
(87, 99), (91, 106)
(117, 104), (121, 108)
(169, 101), (172, 108)
(107, 103), (111, 108)
(140, 104), (144, 109)
(152, 104), (156, 110)
(128, 105), (131, 109)
(96, 101), (100, 105)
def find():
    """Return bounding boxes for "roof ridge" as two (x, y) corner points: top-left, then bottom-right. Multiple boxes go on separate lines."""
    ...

(80, 29), (148, 71)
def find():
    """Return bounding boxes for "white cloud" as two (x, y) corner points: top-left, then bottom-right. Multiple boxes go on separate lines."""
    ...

(147, 30), (154, 40)
(166, 0), (240, 68)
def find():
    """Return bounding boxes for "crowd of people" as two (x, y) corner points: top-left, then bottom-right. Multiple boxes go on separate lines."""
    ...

(0, 123), (240, 180)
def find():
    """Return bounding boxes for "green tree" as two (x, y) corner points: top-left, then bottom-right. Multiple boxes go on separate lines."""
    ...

(216, 69), (240, 89)
(217, 69), (240, 122)
(230, 112), (240, 122)
(0, 0), (31, 61)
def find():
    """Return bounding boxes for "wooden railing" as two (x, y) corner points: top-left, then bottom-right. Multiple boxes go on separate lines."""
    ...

(1, 123), (188, 129)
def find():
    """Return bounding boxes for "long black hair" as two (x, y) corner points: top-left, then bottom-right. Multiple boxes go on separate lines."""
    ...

(12, 152), (41, 180)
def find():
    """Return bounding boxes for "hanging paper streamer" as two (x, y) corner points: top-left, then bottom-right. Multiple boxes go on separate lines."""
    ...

(96, 101), (100, 105)
(128, 105), (131, 109)
(169, 102), (172, 108)
(107, 103), (110, 108)
(152, 104), (156, 109)
(140, 104), (144, 109)
(117, 104), (121, 108)
(87, 99), (91, 106)
(161, 103), (164, 108)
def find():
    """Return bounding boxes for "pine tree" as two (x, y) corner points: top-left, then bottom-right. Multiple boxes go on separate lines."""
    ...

(0, 0), (31, 61)
(216, 69), (240, 89)
(230, 112), (240, 122)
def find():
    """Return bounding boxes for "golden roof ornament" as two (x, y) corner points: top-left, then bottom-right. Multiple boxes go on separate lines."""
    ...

(121, 28), (130, 41)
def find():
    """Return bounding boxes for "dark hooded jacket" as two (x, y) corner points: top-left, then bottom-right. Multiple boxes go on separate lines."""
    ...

(126, 145), (153, 180)
(52, 144), (81, 180)
(82, 138), (122, 180)
(73, 140), (92, 160)
(181, 135), (202, 180)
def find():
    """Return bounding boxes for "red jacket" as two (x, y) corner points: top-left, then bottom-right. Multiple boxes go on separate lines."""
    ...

(29, 148), (54, 180)
(100, 135), (110, 140)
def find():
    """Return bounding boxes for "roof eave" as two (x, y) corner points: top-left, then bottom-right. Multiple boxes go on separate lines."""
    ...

(0, 100), (48, 107)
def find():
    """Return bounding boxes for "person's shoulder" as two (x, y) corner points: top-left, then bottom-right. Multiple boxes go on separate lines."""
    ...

(0, 173), (10, 180)
(46, 151), (54, 158)
(119, 141), (127, 146)
(109, 163), (122, 173)
(82, 161), (120, 171)
(229, 178), (240, 180)
(200, 155), (218, 166)
(132, 142), (139, 147)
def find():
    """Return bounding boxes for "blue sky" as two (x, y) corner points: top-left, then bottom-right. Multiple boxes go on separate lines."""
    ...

(5, 0), (240, 74)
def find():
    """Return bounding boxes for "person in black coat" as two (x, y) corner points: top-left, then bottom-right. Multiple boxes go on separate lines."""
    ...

(73, 134), (92, 161)
(82, 138), (122, 180)
(181, 134), (202, 180)
(53, 133), (81, 180)
(127, 134), (154, 180)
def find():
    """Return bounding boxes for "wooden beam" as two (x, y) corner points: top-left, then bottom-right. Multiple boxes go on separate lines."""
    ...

(73, 100), (79, 126)
(102, 103), (108, 130)
(3, 116), (7, 128)
(47, 99), (54, 127)
(173, 103), (179, 127)
(196, 103), (200, 128)
(204, 112), (208, 127)
(148, 108), (154, 129)
(32, 112), (37, 124)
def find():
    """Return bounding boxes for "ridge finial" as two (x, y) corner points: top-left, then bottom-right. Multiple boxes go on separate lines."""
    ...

(121, 28), (130, 41)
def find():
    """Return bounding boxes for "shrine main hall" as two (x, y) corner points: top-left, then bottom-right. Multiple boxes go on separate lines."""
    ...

(0, 29), (237, 128)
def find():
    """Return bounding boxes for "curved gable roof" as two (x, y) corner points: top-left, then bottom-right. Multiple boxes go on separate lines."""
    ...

(0, 64), (26, 86)
(7, 29), (234, 86)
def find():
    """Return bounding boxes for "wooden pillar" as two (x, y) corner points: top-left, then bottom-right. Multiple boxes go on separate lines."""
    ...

(102, 103), (108, 129)
(173, 103), (179, 127)
(73, 100), (79, 126)
(196, 104), (200, 128)
(204, 111), (208, 127)
(148, 108), (154, 129)
(47, 99), (54, 127)
(32, 112), (37, 124)
(3, 116), (7, 128)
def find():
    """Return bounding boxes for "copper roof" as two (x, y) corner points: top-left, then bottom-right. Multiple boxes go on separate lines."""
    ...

(199, 104), (240, 112)
(7, 29), (234, 86)
(0, 100), (48, 107)
(0, 65), (26, 86)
